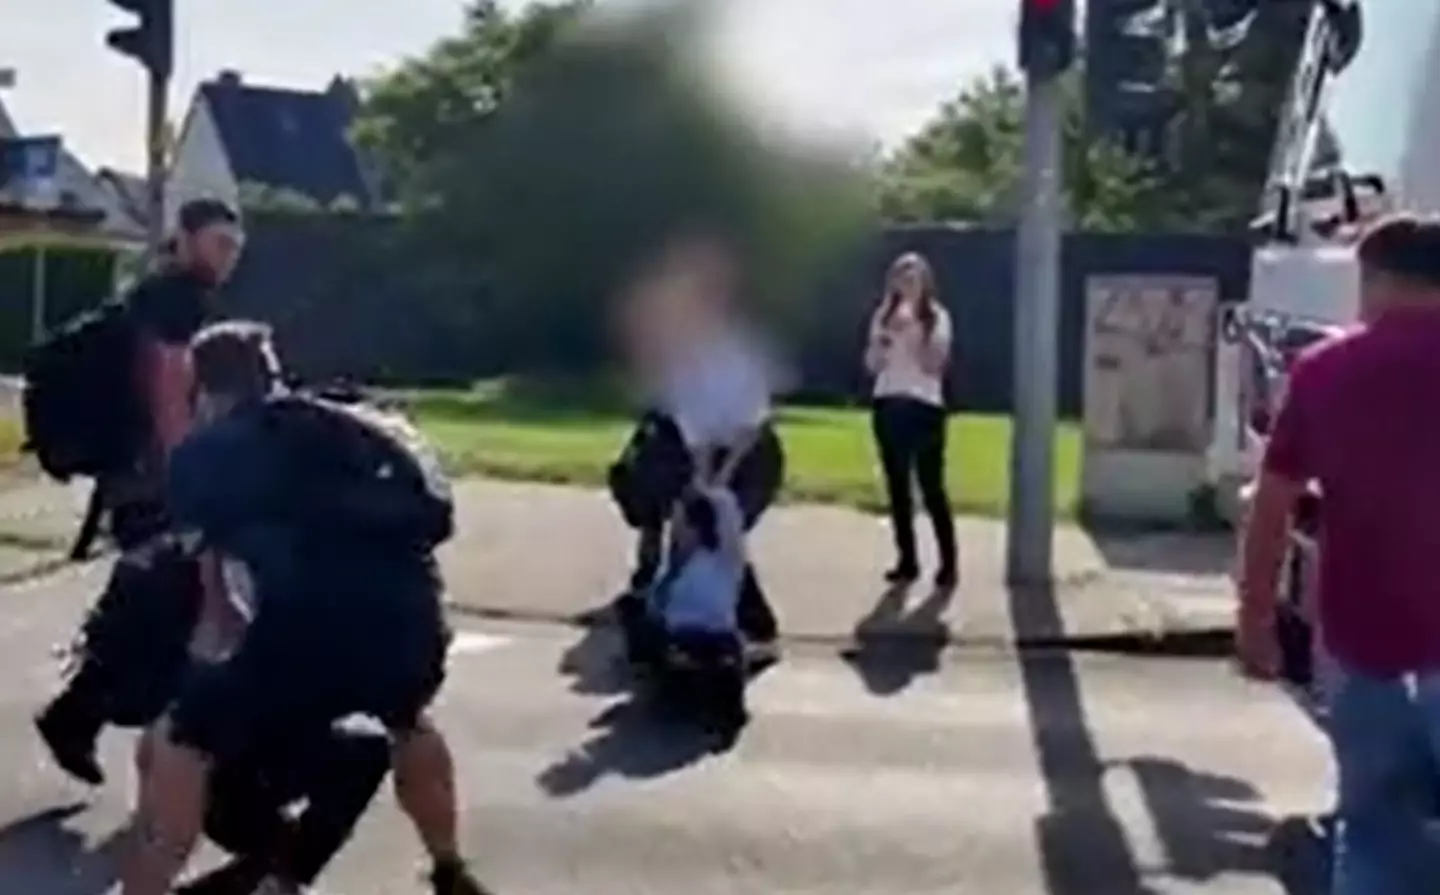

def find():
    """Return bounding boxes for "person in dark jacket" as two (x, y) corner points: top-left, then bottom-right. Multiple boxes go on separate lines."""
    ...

(35, 199), (245, 788)
(119, 321), (488, 895)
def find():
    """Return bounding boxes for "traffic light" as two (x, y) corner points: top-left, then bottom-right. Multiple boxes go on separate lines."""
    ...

(1018, 0), (1076, 80)
(106, 0), (173, 79)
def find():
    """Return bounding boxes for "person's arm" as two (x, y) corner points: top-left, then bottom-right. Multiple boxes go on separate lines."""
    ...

(709, 347), (772, 488)
(918, 309), (953, 377)
(863, 310), (889, 375)
(137, 338), (195, 457)
(1237, 356), (1318, 668)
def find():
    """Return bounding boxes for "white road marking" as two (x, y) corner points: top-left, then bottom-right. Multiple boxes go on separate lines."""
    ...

(448, 630), (513, 657)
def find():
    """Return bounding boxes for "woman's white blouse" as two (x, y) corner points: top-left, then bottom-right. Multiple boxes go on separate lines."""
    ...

(870, 304), (952, 407)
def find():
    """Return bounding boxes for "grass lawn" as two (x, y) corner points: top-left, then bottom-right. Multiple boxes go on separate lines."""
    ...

(0, 385), (1083, 517)
(0, 416), (22, 472)
(404, 384), (1081, 518)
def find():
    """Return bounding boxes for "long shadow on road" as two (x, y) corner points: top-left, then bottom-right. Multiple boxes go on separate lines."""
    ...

(1008, 582), (1279, 892)
(0, 803), (126, 895)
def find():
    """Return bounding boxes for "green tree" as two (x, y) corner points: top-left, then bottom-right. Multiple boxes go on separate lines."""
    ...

(878, 66), (1166, 231)
(354, 0), (871, 373)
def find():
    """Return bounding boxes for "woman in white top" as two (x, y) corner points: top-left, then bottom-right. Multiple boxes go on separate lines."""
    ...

(864, 251), (958, 587)
(619, 233), (786, 655)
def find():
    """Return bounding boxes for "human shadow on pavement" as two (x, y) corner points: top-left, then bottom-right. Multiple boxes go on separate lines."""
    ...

(0, 803), (128, 894)
(535, 696), (725, 798)
(1009, 581), (1293, 893)
(840, 583), (954, 696)
(1122, 756), (1274, 879)
(557, 612), (632, 696)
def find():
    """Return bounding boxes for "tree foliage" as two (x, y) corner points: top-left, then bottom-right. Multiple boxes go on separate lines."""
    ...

(354, 0), (871, 373)
(878, 67), (1167, 232)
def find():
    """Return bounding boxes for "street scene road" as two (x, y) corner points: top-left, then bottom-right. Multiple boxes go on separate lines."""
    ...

(0, 561), (1328, 894)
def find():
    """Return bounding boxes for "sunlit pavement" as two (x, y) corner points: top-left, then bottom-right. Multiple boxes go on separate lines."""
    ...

(0, 564), (1330, 894)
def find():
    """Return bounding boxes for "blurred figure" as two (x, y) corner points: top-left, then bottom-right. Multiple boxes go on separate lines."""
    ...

(617, 232), (786, 662)
(863, 252), (957, 589)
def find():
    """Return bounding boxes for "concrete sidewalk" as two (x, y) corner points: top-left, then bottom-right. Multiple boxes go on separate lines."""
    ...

(440, 481), (1237, 647)
(0, 477), (1238, 646)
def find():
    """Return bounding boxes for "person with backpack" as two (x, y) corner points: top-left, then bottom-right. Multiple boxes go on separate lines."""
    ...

(31, 198), (245, 788)
(119, 321), (490, 895)
(616, 232), (787, 664)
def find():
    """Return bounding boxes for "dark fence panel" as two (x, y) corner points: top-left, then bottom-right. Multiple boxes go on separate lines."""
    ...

(797, 226), (1252, 415)
(211, 218), (1255, 413)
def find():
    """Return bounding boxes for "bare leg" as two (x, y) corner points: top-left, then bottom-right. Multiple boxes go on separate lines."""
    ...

(393, 717), (459, 859)
(120, 719), (209, 895)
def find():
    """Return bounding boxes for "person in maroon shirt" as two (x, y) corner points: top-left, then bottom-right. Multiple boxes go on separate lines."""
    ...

(1239, 214), (1440, 893)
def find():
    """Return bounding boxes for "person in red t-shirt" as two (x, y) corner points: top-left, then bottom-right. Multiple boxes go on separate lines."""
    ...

(1239, 214), (1440, 893)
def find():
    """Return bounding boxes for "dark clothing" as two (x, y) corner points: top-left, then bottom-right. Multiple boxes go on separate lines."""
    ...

(871, 396), (956, 573)
(203, 722), (391, 887)
(622, 416), (784, 642)
(163, 400), (450, 760)
(127, 268), (216, 347)
(614, 593), (747, 732)
(1264, 309), (1440, 675)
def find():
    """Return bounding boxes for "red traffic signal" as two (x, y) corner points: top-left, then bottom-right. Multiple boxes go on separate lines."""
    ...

(1018, 0), (1076, 80)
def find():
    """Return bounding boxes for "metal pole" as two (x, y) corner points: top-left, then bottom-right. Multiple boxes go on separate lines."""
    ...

(1006, 71), (1063, 587)
(144, 68), (168, 256)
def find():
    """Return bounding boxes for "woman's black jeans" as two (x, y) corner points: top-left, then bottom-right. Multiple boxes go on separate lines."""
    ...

(871, 396), (956, 575)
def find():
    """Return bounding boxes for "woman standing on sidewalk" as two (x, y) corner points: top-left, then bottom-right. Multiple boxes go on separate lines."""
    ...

(864, 251), (958, 588)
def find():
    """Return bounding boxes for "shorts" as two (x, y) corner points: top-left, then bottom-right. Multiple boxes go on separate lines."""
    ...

(167, 604), (448, 764)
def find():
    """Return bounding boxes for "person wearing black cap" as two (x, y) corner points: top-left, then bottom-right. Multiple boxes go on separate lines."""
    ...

(34, 197), (245, 787)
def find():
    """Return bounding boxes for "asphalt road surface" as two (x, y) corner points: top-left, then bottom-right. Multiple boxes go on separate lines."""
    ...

(0, 565), (1331, 894)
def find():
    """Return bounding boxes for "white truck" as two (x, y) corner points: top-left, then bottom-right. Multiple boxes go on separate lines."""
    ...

(1212, 0), (1440, 693)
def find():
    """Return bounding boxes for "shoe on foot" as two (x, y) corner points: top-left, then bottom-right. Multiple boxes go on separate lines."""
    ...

(744, 638), (781, 668)
(934, 565), (958, 590)
(883, 563), (919, 584)
(34, 706), (104, 786)
(430, 859), (495, 895)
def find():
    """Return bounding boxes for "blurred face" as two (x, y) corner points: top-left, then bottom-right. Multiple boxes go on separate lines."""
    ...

(888, 256), (929, 307)
(180, 222), (244, 285)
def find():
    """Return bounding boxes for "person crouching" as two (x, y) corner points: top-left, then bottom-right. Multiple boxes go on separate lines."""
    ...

(616, 487), (749, 738)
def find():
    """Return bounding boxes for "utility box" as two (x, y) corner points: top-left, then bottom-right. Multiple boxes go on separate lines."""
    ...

(1080, 274), (1218, 524)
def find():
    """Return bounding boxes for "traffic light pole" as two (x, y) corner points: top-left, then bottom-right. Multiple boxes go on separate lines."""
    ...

(1005, 70), (1063, 587)
(144, 67), (168, 256)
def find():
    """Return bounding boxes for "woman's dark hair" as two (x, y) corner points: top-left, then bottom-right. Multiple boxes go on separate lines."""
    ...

(679, 490), (722, 552)
(878, 251), (939, 336)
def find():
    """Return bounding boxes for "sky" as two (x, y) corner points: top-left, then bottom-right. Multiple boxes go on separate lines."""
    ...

(0, 0), (1021, 173)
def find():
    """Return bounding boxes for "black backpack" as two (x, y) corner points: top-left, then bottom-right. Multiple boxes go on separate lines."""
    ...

(21, 299), (145, 481)
(608, 410), (693, 530)
(261, 395), (455, 552)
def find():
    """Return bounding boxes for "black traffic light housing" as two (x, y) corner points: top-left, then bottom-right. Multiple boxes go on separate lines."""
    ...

(1018, 0), (1076, 81)
(106, 0), (173, 79)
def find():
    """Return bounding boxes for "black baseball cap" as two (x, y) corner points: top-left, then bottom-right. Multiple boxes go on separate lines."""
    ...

(177, 198), (239, 234)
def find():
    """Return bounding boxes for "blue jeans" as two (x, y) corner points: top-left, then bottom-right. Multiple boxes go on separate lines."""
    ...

(1329, 667), (1440, 895)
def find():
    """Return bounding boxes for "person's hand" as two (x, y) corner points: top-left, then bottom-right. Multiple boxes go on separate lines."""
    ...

(1234, 606), (1281, 681)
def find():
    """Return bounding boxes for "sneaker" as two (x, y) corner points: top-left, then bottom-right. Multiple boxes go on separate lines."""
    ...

(34, 704), (104, 786)
(744, 638), (781, 668)
(429, 859), (495, 895)
(883, 563), (919, 585)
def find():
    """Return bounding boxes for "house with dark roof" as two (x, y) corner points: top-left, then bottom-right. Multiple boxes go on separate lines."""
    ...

(164, 70), (385, 228)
